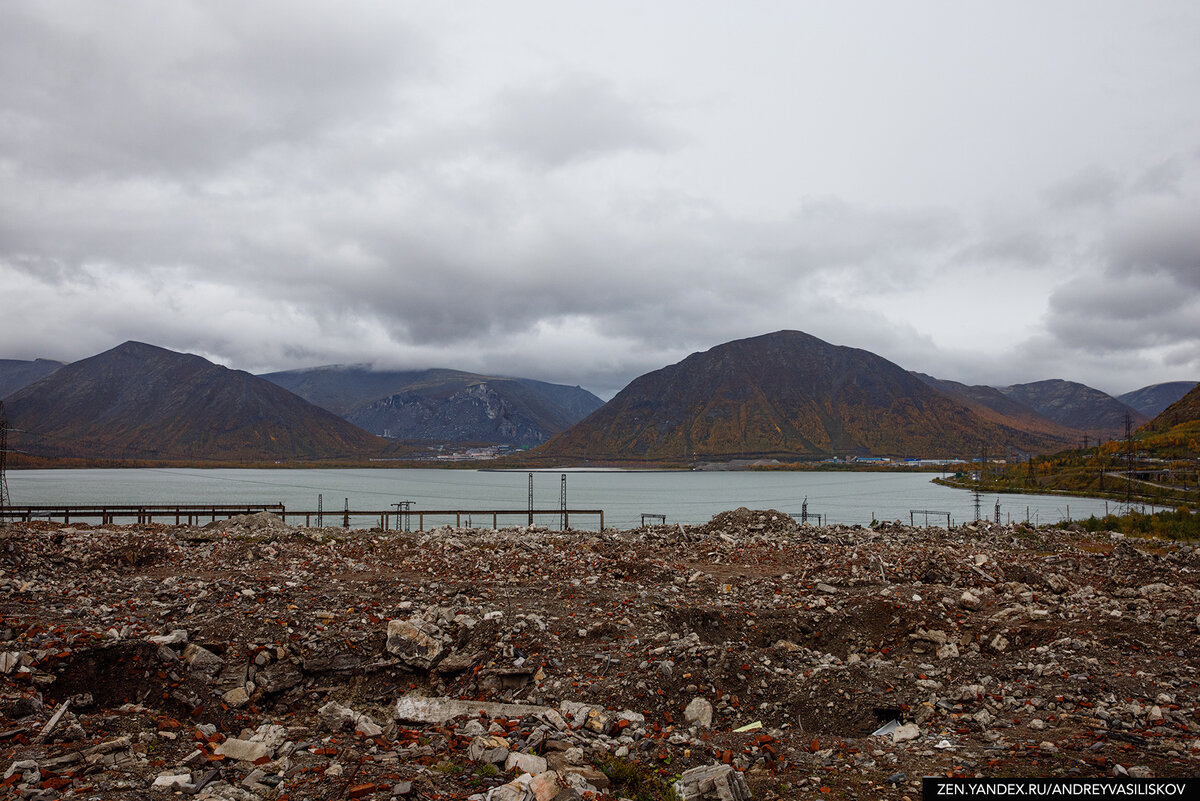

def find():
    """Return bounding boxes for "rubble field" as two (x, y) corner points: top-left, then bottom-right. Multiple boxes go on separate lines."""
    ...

(1, 508), (1198, 800)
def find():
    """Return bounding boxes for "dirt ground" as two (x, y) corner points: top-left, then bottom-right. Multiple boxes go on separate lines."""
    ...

(1, 508), (1198, 800)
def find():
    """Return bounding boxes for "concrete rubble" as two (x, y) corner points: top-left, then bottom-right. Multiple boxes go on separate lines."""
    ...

(0, 507), (1197, 799)
(675, 764), (751, 801)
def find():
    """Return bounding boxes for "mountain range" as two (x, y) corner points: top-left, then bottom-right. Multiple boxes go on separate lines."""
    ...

(2, 333), (1194, 465)
(539, 331), (1083, 461)
(261, 366), (603, 448)
(911, 374), (1083, 440)
(1118, 381), (1199, 419)
(996, 380), (1147, 439)
(915, 375), (1153, 442)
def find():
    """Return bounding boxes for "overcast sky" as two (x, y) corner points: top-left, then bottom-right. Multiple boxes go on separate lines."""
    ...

(3, 1), (1199, 399)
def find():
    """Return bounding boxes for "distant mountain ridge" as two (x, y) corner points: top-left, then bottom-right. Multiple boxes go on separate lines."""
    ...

(0, 358), (65, 399)
(3, 337), (1191, 465)
(1119, 381), (1199, 418)
(1127, 383), (1200, 463)
(261, 366), (604, 448)
(1139, 382), (1200, 435)
(5, 342), (390, 462)
(540, 330), (1070, 461)
(995, 380), (1145, 440)
(911, 373), (1080, 441)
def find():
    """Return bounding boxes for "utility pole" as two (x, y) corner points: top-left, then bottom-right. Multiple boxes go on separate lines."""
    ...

(528, 472), (534, 527)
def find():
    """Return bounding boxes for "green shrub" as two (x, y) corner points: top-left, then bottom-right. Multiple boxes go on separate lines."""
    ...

(594, 754), (682, 801)
(1078, 507), (1199, 541)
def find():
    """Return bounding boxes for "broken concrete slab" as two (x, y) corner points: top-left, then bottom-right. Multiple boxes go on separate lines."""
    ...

(385, 617), (445, 669)
(684, 697), (714, 729)
(675, 763), (752, 801)
(146, 629), (188, 646)
(213, 737), (269, 763)
(255, 660), (302, 693)
(505, 751), (548, 775)
(150, 770), (191, 791)
(394, 694), (553, 725)
(891, 722), (920, 743)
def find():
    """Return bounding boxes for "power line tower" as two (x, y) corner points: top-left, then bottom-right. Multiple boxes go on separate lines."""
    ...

(392, 500), (412, 532)
(0, 401), (11, 521)
(1124, 411), (1134, 512)
(560, 473), (567, 531)
(973, 444), (984, 521)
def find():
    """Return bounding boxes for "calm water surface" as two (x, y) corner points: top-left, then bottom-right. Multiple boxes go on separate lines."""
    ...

(6, 468), (1133, 530)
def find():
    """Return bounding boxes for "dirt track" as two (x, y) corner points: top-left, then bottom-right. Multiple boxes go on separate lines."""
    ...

(1, 509), (1198, 799)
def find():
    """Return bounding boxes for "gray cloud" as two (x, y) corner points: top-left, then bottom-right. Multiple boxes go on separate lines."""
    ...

(1044, 166), (1121, 211)
(0, 0), (430, 179)
(953, 229), (1053, 267)
(1033, 193), (1200, 389)
(1050, 273), (1187, 328)
(1130, 158), (1184, 196)
(3, 2), (1200, 402)
(1108, 205), (1200, 288)
(486, 75), (682, 168)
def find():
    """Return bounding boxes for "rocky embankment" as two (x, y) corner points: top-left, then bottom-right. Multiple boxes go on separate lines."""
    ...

(1, 509), (1198, 800)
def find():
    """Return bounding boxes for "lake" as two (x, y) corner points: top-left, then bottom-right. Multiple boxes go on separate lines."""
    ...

(4, 468), (1136, 530)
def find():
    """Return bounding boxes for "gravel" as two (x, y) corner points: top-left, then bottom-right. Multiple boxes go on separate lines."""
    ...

(1, 508), (1198, 799)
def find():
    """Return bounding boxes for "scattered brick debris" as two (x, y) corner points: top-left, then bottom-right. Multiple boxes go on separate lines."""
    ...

(0, 510), (1198, 799)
